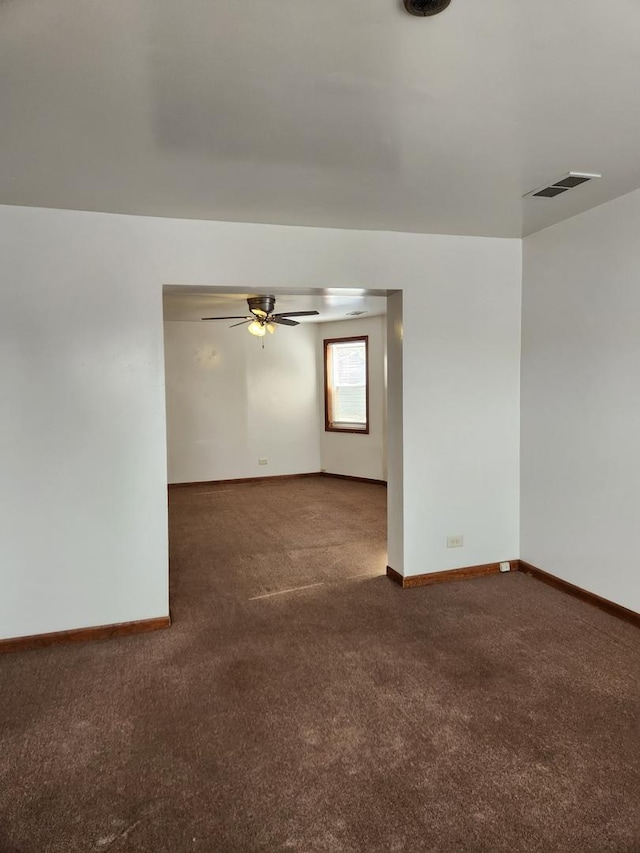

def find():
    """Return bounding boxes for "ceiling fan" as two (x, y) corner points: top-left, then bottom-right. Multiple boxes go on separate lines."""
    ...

(202, 295), (319, 338)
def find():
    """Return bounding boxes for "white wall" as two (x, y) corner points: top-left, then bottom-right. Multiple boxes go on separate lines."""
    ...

(386, 292), (404, 573)
(401, 243), (521, 575)
(0, 209), (169, 639)
(0, 204), (521, 639)
(164, 320), (320, 483)
(317, 315), (387, 482)
(522, 189), (640, 613)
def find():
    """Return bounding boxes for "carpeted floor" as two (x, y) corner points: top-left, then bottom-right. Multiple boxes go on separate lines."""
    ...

(1, 476), (639, 852)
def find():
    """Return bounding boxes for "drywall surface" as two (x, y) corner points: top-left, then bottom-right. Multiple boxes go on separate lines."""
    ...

(0, 210), (170, 638)
(400, 243), (521, 575)
(318, 315), (387, 482)
(386, 292), (404, 573)
(164, 320), (320, 483)
(522, 189), (640, 612)
(0, 204), (520, 638)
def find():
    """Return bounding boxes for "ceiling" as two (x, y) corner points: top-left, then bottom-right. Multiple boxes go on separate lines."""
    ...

(163, 289), (387, 324)
(2, 0), (640, 238)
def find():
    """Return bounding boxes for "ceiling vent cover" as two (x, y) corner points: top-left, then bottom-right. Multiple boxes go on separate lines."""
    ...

(524, 172), (601, 199)
(403, 0), (452, 16)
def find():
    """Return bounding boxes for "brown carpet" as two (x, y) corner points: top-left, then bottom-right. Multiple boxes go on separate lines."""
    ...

(1, 476), (638, 852)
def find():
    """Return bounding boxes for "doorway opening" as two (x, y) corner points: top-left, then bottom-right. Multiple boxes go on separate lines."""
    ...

(161, 285), (403, 614)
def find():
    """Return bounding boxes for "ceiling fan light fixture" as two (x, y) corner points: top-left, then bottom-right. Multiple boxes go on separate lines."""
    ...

(202, 295), (319, 335)
(248, 321), (266, 337)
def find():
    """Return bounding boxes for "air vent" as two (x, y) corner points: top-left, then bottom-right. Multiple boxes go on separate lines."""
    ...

(524, 172), (601, 199)
(403, 0), (452, 16)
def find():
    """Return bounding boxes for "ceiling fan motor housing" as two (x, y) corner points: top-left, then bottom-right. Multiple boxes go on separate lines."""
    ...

(248, 295), (276, 316)
(404, 0), (451, 16)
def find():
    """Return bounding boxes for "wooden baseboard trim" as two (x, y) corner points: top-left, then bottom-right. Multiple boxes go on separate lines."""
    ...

(169, 473), (322, 489)
(386, 566), (405, 586)
(516, 561), (639, 628)
(0, 615), (171, 655)
(386, 561), (513, 589)
(321, 472), (387, 487)
(387, 558), (639, 628)
(170, 472), (388, 489)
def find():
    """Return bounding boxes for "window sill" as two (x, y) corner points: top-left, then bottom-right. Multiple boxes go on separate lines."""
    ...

(325, 424), (369, 434)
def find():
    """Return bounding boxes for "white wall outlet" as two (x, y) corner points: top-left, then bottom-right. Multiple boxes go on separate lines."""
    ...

(258, 458), (268, 466)
(446, 535), (464, 548)
(499, 561), (511, 573)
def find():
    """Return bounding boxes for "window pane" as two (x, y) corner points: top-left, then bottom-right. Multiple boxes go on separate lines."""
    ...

(334, 384), (366, 424)
(333, 342), (366, 387)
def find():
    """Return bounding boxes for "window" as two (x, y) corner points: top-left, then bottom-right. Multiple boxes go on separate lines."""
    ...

(324, 336), (369, 433)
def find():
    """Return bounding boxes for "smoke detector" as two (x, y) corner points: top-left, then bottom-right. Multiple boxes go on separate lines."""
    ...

(403, 0), (452, 16)
(524, 172), (601, 199)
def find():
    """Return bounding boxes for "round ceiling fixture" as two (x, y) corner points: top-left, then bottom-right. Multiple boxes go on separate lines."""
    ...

(403, 0), (452, 16)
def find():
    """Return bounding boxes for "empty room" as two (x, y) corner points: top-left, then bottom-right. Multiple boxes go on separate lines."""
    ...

(1, 1), (639, 852)
(163, 287), (390, 608)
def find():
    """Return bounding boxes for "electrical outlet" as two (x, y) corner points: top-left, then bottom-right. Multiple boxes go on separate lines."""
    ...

(258, 458), (268, 466)
(446, 535), (464, 548)
(499, 561), (511, 573)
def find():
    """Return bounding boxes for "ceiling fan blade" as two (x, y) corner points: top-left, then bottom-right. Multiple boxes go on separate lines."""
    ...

(271, 316), (299, 326)
(201, 315), (252, 321)
(271, 310), (320, 318)
(230, 319), (252, 328)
